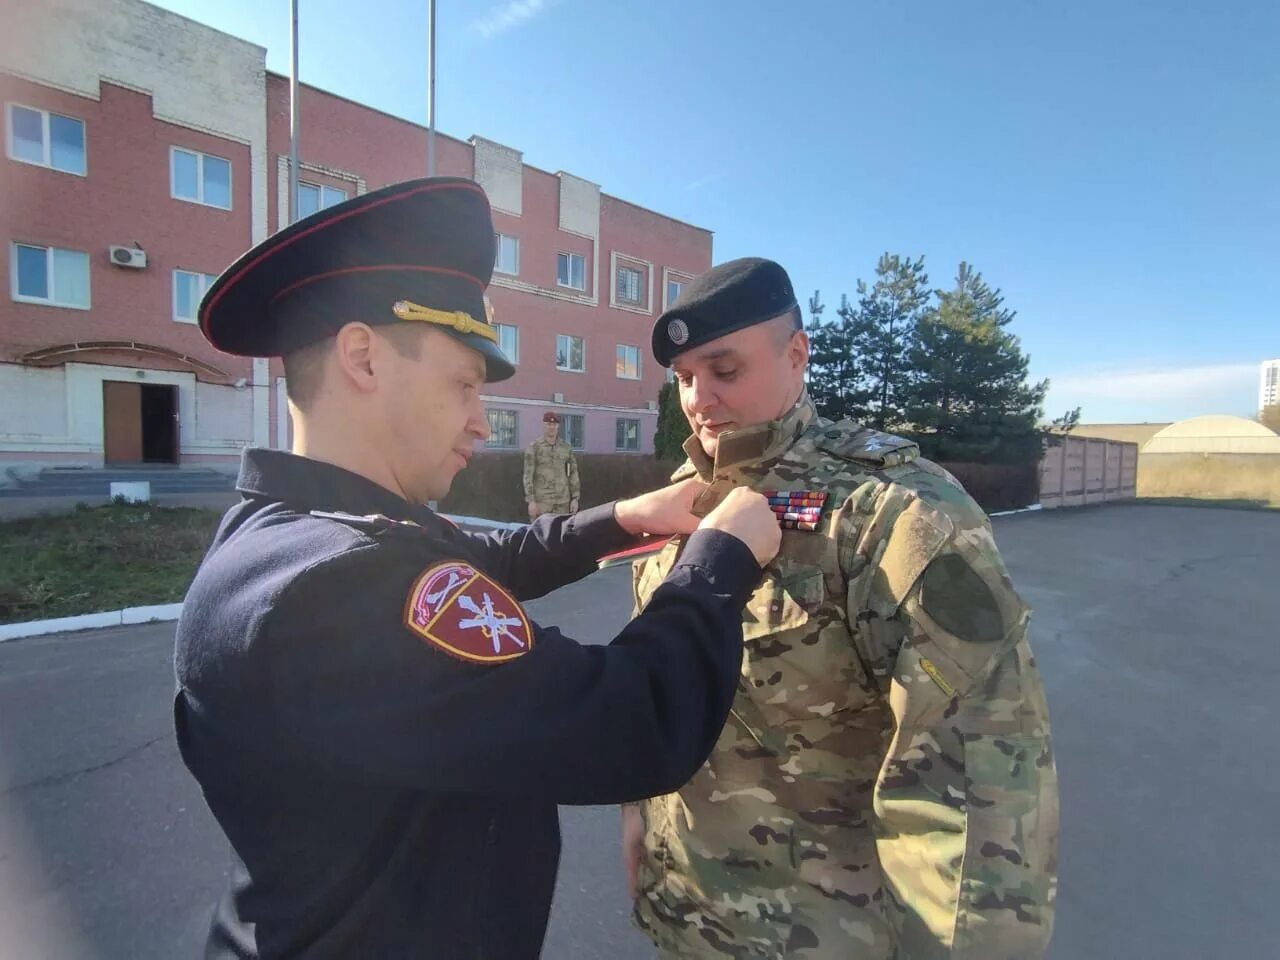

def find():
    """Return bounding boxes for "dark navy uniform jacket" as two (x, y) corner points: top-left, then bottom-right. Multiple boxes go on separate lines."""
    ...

(174, 449), (758, 959)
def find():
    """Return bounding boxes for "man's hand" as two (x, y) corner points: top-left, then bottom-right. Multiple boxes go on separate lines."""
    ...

(527, 500), (540, 520)
(569, 498), (579, 514)
(698, 487), (781, 567)
(614, 478), (706, 537)
(621, 804), (645, 900)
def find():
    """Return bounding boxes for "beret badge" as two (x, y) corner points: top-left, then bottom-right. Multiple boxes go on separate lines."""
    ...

(667, 318), (690, 346)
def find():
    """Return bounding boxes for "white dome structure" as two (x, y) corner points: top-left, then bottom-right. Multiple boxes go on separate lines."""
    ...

(1143, 415), (1280, 454)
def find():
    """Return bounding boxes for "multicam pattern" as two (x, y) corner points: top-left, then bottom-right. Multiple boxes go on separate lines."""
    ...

(522, 436), (580, 513)
(630, 392), (1058, 959)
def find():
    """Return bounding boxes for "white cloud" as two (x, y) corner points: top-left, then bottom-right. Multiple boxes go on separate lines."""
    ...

(1045, 361), (1260, 423)
(473, 0), (553, 38)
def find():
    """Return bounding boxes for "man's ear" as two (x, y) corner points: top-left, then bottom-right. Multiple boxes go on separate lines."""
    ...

(332, 322), (379, 395)
(788, 328), (810, 373)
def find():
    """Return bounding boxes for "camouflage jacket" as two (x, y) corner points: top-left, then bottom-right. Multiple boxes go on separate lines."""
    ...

(631, 395), (1058, 959)
(522, 437), (580, 504)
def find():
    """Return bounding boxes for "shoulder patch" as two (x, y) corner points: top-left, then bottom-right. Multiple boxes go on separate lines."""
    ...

(920, 554), (1005, 644)
(404, 561), (532, 664)
(815, 422), (919, 466)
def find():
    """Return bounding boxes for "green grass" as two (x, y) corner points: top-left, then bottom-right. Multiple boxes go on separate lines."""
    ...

(0, 502), (224, 625)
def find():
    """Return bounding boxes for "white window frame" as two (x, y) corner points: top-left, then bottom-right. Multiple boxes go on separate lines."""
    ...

(496, 322), (520, 364)
(556, 334), (586, 373)
(494, 233), (520, 276)
(560, 413), (586, 451)
(615, 344), (641, 380)
(172, 269), (219, 324)
(616, 265), (643, 305)
(662, 268), (695, 310)
(485, 409), (519, 448)
(10, 242), (90, 310)
(297, 180), (348, 219)
(6, 103), (86, 176)
(556, 251), (586, 291)
(615, 417), (642, 452)
(609, 252), (654, 314)
(170, 146), (232, 210)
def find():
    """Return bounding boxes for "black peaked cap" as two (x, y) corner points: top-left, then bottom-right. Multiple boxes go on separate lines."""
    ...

(198, 176), (514, 382)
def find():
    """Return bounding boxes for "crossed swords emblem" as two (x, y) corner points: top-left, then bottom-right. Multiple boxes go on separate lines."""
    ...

(421, 567), (526, 654)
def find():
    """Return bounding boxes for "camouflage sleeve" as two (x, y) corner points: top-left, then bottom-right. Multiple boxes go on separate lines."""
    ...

(522, 444), (536, 500)
(845, 486), (1058, 959)
(567, 451), (580, 500)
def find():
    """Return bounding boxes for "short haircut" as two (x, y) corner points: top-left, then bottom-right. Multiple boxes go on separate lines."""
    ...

(768, 307), (804, 352)
(283, 322), (427, 410)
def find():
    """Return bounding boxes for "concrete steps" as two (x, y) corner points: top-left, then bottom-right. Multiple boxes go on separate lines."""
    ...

(0, 466), (236, 498)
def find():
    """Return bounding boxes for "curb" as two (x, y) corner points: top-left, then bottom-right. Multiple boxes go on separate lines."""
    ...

(0, 513), (521, 643)
(989, 504), (1044, 518)
(0, 602), (184, 643)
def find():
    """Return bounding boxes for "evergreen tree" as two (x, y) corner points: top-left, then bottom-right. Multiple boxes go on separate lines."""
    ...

(845, 253), (929, 429)
(903, 262), (1047, 463)
(652, 379), (690, 461)
(805, 290), (863, 420)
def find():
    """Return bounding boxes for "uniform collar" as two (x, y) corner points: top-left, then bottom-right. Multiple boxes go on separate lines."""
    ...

(236, 448), (433, 525)
(682, 390), (818, 482)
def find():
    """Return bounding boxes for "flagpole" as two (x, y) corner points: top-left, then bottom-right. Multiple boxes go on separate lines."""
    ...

(427, 0), (436, 176)
(289, 0), (300, 223)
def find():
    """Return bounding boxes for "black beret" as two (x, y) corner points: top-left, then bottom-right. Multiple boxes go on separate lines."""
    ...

(198, 176), (514, 382)
(651, 257), (798, 366)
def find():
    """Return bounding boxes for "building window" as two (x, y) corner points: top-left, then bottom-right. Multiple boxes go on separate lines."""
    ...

(486, 409), (518, 448)
(11, 242), (90, 309)
(496, 322), (519, 364)
(173, 270), (219, 324)
(561, 414), (585, 450)
(616, 265), (643, 305)
(616, 344), (641, 380)
(494, 233), (520, 276)
(297, 181), (347, 219)
(616, 418), (641, 451)
(7, 104), (85, 175)
(171, 146), (231, 209)
(556, 334), (585, 372)
(557, 251), (585, 290)
(666, 278), (685, 308)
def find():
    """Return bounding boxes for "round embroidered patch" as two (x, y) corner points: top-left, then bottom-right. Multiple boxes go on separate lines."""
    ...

(667, 318), (689, 345)
(404, 561), (533, 663)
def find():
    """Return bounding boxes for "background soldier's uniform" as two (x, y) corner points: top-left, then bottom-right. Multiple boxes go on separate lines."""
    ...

(524, 434), (580, 513)
(631, 393), (1058, 959)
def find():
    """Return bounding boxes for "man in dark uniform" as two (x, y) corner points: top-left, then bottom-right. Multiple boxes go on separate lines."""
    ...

(173, 177), (780, 959)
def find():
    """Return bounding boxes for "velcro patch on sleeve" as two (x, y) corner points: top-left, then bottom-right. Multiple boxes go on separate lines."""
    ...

(404, 561), (533, 664)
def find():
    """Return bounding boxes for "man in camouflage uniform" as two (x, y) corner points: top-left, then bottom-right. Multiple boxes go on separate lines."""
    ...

(523, 410), (580, 518)
(623, 258), (1058, 959)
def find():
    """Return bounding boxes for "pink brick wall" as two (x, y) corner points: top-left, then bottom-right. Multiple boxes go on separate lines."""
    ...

(0, 77), (253, 380)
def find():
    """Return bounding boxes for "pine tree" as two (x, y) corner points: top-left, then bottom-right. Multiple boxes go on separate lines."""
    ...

(805, 291), (863, 420)
(903, 262), (1047, 464)
(652, 379), (690, 461)
(845, 253), (929, 430)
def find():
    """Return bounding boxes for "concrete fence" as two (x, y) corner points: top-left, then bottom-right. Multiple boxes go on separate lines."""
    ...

(1039, 436), (1138, 509)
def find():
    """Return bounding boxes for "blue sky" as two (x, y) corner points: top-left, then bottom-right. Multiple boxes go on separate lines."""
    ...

(150, 0), (1278, 423)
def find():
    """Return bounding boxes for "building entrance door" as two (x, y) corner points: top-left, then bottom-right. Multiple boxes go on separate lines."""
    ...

(103, 381), (179, 464)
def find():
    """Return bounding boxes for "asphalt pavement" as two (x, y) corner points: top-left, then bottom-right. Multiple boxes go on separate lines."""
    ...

(1, 504), (1278, 958)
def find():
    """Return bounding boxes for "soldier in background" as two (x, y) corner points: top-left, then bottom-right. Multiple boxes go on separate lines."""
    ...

(524, 410), (580, 518)
(623, 257), (1059, 959)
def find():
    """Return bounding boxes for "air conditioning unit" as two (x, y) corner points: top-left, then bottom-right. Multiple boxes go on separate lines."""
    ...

(552, 392), (565, 403)
(646, 400), (658, 411)
(109, 245), (147, 269)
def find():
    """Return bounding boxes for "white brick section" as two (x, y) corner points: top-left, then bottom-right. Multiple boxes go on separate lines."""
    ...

(557, 172), (600, 239)
(471, 137), (523, 215)
(194, 381), (252, 444)
(0, 363), (69, 440)
(0, 0), (269, 243)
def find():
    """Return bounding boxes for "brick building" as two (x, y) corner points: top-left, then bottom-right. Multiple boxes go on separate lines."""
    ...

(0, 0), (711, 478)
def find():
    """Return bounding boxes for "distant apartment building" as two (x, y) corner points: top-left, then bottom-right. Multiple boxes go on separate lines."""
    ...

(1261, 359), (1280, 412)
(0, 0), (711, 476)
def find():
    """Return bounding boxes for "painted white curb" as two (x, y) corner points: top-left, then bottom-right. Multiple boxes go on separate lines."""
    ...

(989, 504), (1044, 518)
(0, 602), (183, 643)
